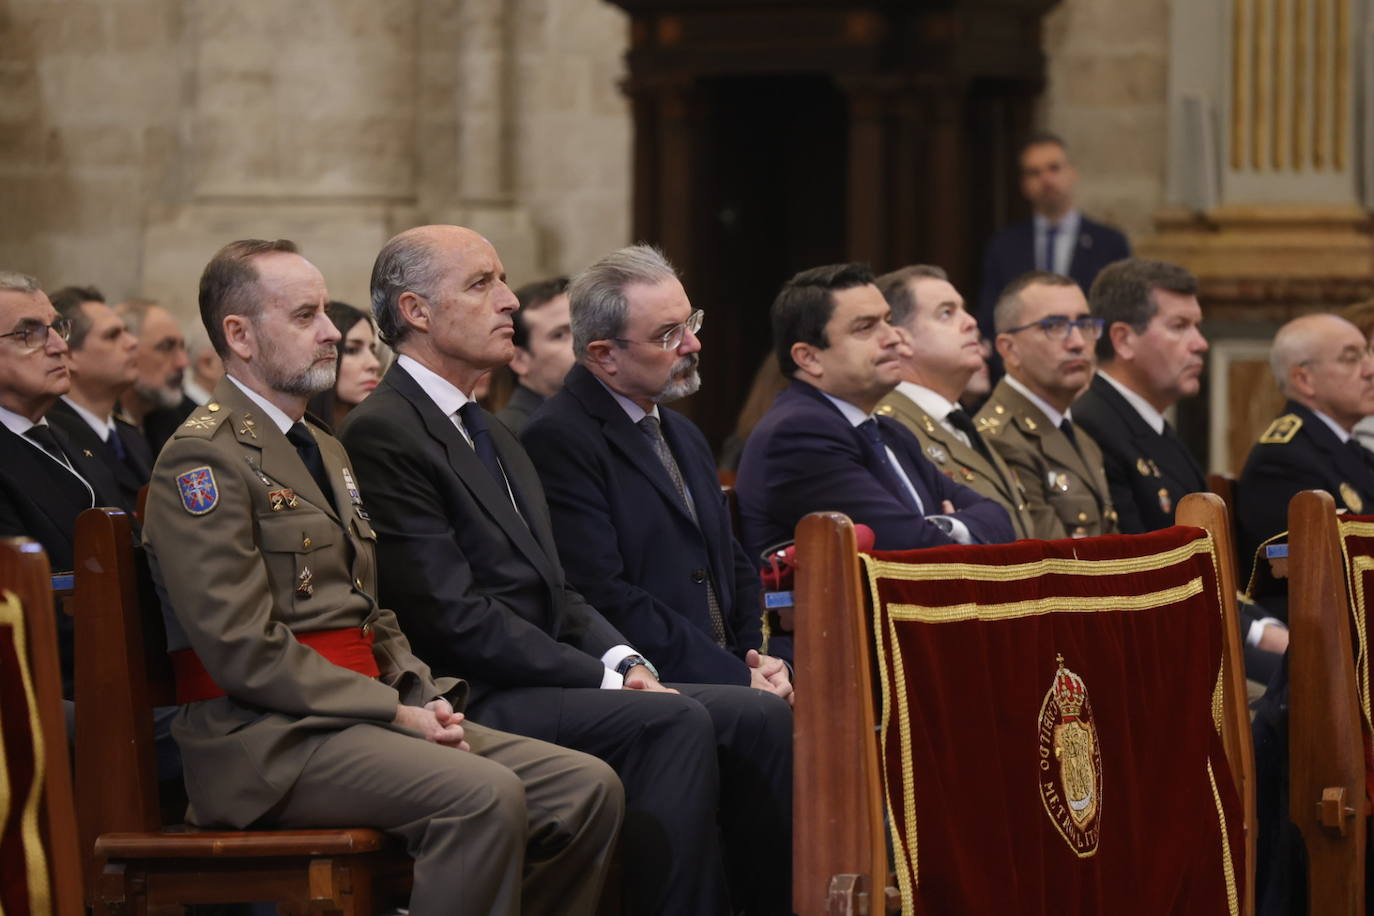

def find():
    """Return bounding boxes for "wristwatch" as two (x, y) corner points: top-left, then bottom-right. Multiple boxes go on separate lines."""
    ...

(616, 654), (659, 680)
(928, 515), (956, 536)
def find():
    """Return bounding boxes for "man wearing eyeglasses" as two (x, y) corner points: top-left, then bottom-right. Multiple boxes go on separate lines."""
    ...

(520, 244), (793, 915)
(1237, 313), (1374, 564)
(0, 271), (117, 694)
(342, 226), (771, 916)
(975, 271), (1118, 538)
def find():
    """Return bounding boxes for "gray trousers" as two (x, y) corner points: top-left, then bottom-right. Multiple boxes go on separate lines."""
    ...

(268, 720), (623, 916)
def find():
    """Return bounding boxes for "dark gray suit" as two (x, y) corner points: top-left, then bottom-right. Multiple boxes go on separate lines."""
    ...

(343, 361), (781, 916)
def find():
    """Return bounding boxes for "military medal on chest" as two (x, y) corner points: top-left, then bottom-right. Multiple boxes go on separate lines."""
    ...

(1341, 482), (1364, 513)
(342, 467), (371, 520)
(925, 443), (949, 465)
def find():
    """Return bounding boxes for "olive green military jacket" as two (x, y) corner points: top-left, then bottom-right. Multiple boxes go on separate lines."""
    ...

(143, 377), (459, 828)
(973, 378), (1118, 539)
(876, 388), (1040, 540)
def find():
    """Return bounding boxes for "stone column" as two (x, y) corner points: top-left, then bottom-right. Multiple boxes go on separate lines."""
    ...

(1142, 0), (1374, 473)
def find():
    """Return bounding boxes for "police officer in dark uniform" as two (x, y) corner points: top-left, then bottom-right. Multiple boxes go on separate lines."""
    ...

(1237, 313), (1374, 566)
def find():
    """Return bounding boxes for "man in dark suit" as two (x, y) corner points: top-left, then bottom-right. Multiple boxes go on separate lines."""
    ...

(1074, 259), (1287, 667)
(521, 245), (792, 913)
(114, 299), (193, 455)
(0, 271), (111, 693)
(342, 225), (789, 916)
(736, 263), (1015, 562)
(1238, 313), (1374, 563)
(496, 276), (574, 436)
(45, 286), (152, 514)
(977, 132), (1131, 340)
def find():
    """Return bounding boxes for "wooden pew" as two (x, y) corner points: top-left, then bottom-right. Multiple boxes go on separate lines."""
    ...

(792, 492), (1255, 916)
(71, 507), (410, 914)
(0, 537), (83, 916)
(1286, 489), (1368, 914)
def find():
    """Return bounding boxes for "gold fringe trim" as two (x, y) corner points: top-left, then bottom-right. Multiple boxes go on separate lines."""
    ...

(864, 537), (1212, 585)
(1337, 520), (1374, 729)
(884, 579), (1204, 625)
(1207, 758), (1242, 916)
(0, 589), (51, 916)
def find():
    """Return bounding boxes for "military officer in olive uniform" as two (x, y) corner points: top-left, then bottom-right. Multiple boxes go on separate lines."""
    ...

(875, 264), (1041, 540)
(144, 239), (622, 915)
(1237, 312), (1374, 565)
(976, 271), (1118, 538)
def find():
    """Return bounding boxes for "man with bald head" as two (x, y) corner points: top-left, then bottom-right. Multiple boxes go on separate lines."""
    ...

(343, 225), (770, 915)
(1237, 313), (1374, 562)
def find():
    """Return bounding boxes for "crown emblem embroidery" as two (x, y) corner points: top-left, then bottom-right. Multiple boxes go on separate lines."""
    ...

(1037, 654), (1102, 857)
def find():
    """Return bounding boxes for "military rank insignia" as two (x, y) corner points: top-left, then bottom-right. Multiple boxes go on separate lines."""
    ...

(1158, 487), (1173, 514)
(1259, 413), (1302, 444)
(925, 443), (948, 465)
(1038, 654), (1102, 857)
(176, 467), (219, 515)
(268, 488), (299, 512)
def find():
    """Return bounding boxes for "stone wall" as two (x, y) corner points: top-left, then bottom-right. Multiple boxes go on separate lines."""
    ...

(0, 0), (631, 321)
(1039, 0), (1172, 241)
(0, 0), (1165, 315)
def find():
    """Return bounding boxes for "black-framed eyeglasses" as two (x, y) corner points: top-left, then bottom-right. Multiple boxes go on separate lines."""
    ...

(0, 317), (72, 350)
(613, 309), (704, 351)
(1002, 315), (1105, 341)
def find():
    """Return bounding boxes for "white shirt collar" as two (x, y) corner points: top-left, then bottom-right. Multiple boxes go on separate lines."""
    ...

(1309, 406), (1353, 443)
(183, 378), (214, 406)
(1005, 374), (1070, 429)
(595, 376), (660, 425)
(0, 404), (40, 438)
(397, 354), (474, 420)
(895, 381), (959, 422)
(60, 396), (114, 442)
(820, 391), (873, 427)
(1033, 208), (1081, 234)
(226, 374), (296, 434)
(1096, 370), (1165, 435)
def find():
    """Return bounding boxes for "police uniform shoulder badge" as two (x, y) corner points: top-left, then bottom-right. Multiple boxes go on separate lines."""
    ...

(1258, 413), (1302, 444)
(1340, 482), (1364, 513)
(1038, 654), (1102, 857)
(176, 466), (219, 515)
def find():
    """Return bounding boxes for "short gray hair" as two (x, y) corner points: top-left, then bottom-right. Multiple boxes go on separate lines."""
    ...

(569, 244), (678, 360)
(370, 235), (443, 348)
(0, 272), (41, 295)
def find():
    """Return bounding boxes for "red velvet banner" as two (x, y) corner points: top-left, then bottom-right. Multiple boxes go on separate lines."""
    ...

(863, 526), (1244, 915)
(0, 595), (50, 916)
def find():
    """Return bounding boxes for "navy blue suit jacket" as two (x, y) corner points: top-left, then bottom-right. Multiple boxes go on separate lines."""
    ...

(736, 380), (1015, 560)
(977, 215), (1131, 338)
(521, 364), (763, 686)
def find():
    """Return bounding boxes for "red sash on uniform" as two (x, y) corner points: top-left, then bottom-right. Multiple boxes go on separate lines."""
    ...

(171, 627), (380, 704)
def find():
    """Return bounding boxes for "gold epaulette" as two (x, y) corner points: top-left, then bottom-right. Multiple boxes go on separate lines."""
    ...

(1258, 413), (1302, 444)
(175, 401), (230, 439)
(875, 404), (895, 417)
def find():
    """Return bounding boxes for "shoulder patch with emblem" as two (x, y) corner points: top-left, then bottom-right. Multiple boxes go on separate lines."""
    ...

(1258, 413), (1302, 444)
(176, 466), (219, 515)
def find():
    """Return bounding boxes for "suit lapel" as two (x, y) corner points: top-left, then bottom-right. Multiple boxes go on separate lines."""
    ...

(569, 366), (698, 527)
(883, 391), (1020, 505)
(1002, 382), (1108, 511)
(1092, 376), (1204, 491)
(383, 366), (558, 583)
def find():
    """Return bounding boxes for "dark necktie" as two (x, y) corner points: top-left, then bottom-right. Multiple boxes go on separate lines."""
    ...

(1059, 418), (1082, 455)
(458, 402), (508, 490)
(24, 424), (66, 461)
(286, 422), (335, 509)
(108, 424), (128, 462)
(639, 416), (726, 646)
(946, 408), (993, 464)
(1042, 224), (1060, 272)
(858, 419), (921, 513)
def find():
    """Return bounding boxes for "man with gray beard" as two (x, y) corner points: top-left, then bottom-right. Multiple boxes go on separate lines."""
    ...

(519, 244), (793, 916)
(115, 298), (194, 453)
